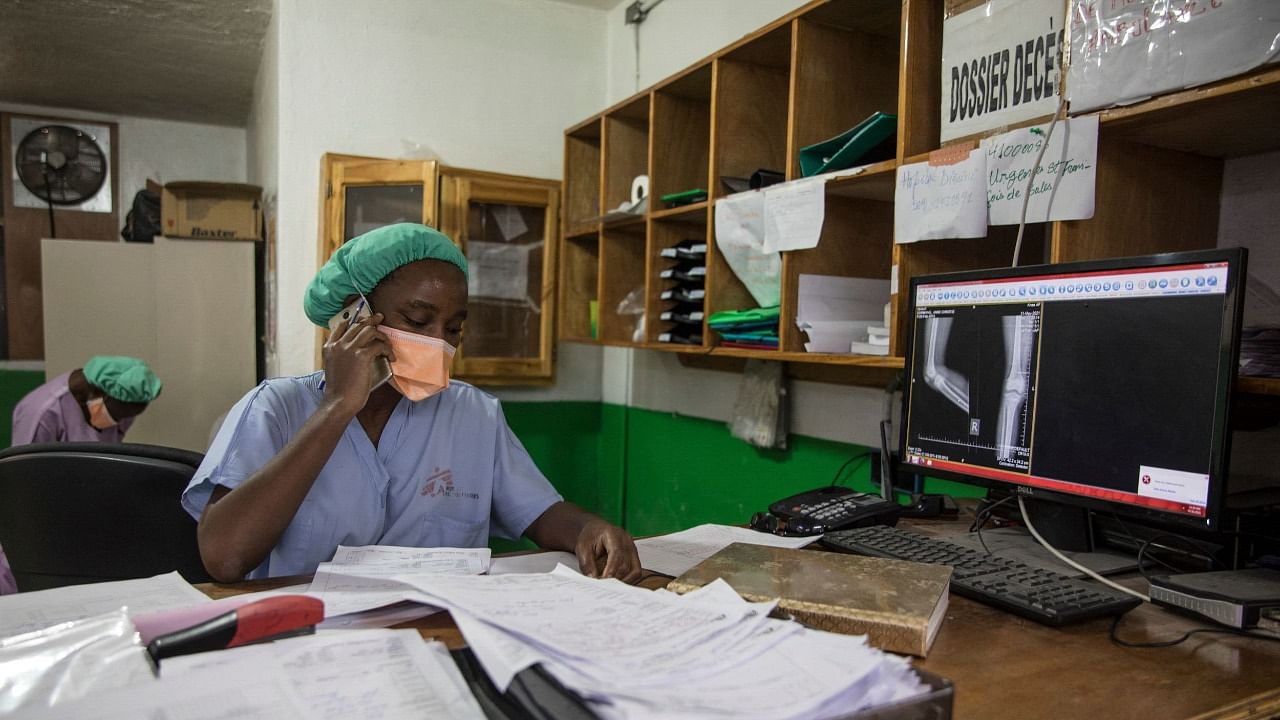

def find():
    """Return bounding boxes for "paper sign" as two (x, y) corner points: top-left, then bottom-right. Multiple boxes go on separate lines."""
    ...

(467, 241), (533, 301)
(894, 149), (988, 243)
(1068, 0), (1280, 113)
(762, 178), (826, 253)
(490, 205), (528, 241)
(714, 192), (781, 307)
(941, 0), (1065, 142)
(982, 114), (1098, 225)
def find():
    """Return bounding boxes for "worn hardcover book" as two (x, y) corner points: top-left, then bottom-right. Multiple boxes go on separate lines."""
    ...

(667, 542), (951, 656)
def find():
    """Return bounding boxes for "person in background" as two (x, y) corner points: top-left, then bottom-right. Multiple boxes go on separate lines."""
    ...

(2, 355), (162, 594)
(184, 223), (643, 584)
(10, 355), (162, 446)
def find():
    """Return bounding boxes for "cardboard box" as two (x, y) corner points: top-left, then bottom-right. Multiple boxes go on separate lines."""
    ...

(162, 182), (262, 241)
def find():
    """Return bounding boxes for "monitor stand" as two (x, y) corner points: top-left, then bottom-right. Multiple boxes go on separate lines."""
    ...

(928, 524), (1138, 578)
(920, 495), (1138, 578)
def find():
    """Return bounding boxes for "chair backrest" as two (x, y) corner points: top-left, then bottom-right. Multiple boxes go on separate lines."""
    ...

(0, 442), (212, 591)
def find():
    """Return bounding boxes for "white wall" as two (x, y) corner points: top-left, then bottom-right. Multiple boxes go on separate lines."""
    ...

(247, 2), (281, 375)
(272, 0), (609, 386)
(603, 0), (810, 103)
(1, 101), (248, 235)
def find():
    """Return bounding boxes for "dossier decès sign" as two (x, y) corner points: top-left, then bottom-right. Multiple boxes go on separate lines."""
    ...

(941, 0), (1065, 143)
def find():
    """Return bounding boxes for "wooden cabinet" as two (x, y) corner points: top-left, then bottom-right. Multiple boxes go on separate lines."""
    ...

(321, 155), (558, 385)
(558, 0), (1280, 395)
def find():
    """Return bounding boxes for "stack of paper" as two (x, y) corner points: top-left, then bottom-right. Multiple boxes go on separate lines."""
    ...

(392, 566), (930, 719)
(797, 274), (890, 354)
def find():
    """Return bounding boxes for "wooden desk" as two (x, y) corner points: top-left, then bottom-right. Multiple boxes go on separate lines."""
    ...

(197, 548), (1280, 720)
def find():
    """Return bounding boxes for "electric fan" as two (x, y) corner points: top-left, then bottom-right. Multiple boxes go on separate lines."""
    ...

(14, 124), (108, 205)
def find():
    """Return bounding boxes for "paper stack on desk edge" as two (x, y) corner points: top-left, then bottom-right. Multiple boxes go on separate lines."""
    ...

(393, 565), (931, 720)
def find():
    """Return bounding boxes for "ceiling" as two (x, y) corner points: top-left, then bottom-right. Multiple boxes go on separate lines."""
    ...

(0, 0), (273, 126)
(0, 0), (625, 128)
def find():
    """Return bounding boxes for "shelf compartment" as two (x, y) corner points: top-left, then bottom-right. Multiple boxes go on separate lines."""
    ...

(897, 0), (945, 159)
(1052, 136), (1222, 264)
(892, 226), (1048, 356)
(789, 11), (900, 180)
(1097, 66), (1280, 159)
(564, 120), (602, 230)
(649, 213), (710, 346)
(598, 224), (648, 345)
(558, 232), (599, 342)
(651, 63), (712, 204)
(603, 95), (651, 219)
(780, 194), (893, 355)
(712, 23), (793, 200)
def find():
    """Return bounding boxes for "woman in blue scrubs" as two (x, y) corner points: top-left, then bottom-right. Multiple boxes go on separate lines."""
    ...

(183, 223), (642, 583)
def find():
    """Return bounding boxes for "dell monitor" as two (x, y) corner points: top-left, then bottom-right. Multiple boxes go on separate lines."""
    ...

(900, 248), (1246, 538)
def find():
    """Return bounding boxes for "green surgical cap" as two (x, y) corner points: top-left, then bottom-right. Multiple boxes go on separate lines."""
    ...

(303, 223), (469, 327)
(83, 356), (162, 403)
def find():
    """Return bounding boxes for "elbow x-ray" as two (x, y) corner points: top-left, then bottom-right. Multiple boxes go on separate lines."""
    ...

(910, 305), (1040, 472)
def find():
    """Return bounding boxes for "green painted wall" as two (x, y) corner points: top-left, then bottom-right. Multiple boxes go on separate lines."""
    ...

(0, 370), (47, 448)
(500, 400), (983, 546)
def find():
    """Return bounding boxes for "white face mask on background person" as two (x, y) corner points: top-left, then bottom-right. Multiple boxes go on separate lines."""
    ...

(86, 397), (118, 429)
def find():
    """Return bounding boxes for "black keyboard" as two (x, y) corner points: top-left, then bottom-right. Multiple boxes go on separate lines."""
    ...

(821, 525), (1143, 626)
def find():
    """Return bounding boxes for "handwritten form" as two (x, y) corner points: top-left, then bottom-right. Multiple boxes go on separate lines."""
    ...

(762, 178), (827, 253)
(894, 148), (988, 243)
(714, 191), (782, 307)
(163, 629), (485, 720)
(635, 523), (819, 577)
(397, 566), (928, 719)
(0, 571), (209, 639)
(983, 114), (1098, 225)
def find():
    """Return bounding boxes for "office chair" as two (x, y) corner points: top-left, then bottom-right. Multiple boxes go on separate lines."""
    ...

(0, 442), (212, 591)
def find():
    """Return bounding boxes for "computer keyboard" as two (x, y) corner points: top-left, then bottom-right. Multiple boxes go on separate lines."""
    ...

(821, 525), (1143, 626)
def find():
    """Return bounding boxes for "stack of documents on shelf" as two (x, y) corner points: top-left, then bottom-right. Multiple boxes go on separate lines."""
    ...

(393, 565), (932, 719)
(797, 274), (890, 354)
(708, 305), (780, 349)
(849, 323), (891, 356)
(1240, 326), (1280, 378)
(635, 523), (820, 578)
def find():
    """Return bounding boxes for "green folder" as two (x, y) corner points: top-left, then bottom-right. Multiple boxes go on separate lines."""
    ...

(798, 112), (898, 177)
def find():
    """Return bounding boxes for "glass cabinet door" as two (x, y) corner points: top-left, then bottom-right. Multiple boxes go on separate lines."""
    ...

(439, 168), (559, 383)
(320, 154), (438, 263)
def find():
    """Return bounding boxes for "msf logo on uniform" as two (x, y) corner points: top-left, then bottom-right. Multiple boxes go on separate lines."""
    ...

(422, 467), (454, 497)
(421, 467), (481, 500)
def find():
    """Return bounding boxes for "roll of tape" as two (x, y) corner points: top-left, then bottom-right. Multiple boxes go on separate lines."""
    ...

(631, 174), (649, 203)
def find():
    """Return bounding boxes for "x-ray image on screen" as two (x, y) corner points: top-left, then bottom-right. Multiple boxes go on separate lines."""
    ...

(908, 304), (1040, 472)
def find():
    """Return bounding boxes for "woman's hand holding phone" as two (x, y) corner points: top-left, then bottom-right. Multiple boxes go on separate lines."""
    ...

(323, 311), (395, 416)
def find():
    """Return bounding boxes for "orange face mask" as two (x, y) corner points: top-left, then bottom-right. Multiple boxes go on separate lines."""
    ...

(87, 397), (118, 430)
(378, 326), (455, 401)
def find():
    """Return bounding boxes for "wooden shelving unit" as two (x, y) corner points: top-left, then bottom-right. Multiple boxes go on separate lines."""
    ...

(559, 0), (1280, 393)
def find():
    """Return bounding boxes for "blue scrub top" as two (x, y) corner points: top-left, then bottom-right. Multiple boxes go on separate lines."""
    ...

(182, 372), (563, 580)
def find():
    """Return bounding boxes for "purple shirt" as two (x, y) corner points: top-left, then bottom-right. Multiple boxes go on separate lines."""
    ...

(10, 371), (134, 446)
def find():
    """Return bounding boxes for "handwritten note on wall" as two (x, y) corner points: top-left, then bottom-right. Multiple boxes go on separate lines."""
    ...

(982, 114), (1098, 225)
(894, 148), (988, 244)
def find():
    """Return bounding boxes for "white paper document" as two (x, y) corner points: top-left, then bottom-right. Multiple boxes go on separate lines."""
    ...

(714, 191), (782, 307)
(762, 178), (826, 253)
(304, 545), (489, 617)
(466, 241), (533, 302)
(22, 658), (311, 720)
(894, 149), (988, 243)
(0, 571), (210, 640)
(163, 629), (485, 720)
(403, 567), (929, 720)
(488, 550), (580, 575)
(635, 524), (818, 578)
(983, 114), (1098, 225)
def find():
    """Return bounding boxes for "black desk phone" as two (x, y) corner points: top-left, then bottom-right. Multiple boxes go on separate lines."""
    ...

(750, 486), (900, 537)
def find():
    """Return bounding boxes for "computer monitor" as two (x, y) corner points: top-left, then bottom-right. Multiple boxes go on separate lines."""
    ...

(899, 248), (1247, 536)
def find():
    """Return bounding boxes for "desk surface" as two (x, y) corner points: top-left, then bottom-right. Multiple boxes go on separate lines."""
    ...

(198, 532), (1280, 720)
